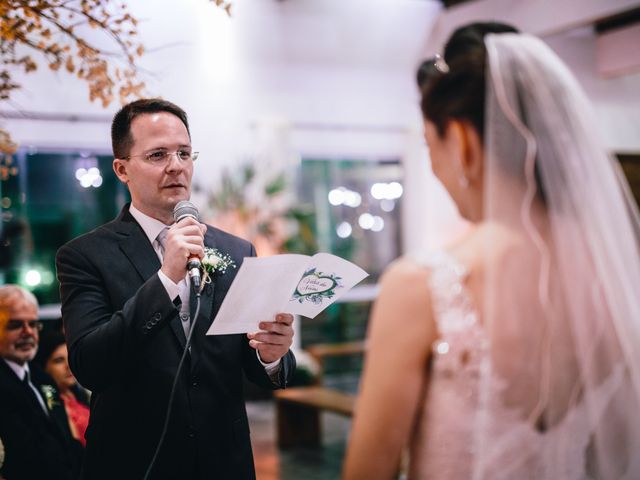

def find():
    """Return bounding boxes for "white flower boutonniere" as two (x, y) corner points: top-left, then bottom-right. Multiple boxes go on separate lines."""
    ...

(40, 384), (59, 411)
(202, 247), (236, 285)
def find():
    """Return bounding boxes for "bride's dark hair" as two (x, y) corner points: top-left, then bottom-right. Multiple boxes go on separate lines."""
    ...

(417, 22), (555, 203)
(418, 22), (518, 138)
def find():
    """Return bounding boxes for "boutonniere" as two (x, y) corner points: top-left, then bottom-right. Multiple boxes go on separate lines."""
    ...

(40, 384), (59, 410)
(201, 247), (236, 285)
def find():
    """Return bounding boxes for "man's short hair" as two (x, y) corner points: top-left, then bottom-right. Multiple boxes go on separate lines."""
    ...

(111, 98), (190, 159)
(0, 285), (38, 313)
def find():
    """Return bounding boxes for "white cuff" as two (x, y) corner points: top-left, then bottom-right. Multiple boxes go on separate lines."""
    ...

(256, 351), (281, 377)
(158, 269), (181, 304)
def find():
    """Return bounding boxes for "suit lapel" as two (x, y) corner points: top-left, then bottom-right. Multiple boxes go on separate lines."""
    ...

(190, 230), (218, 372)
(114, 207), (187, 349)
(30, 367), (74, 439)
(116, 212), (162, 283)
(0, 362), (63, 438)
(0, 362), (45, 419)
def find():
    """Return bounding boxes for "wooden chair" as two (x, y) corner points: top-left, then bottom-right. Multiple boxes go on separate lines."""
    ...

(274, 341), (366, 448)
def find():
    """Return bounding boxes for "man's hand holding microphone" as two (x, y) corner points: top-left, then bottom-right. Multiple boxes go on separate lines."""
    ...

(162, 201), (294, 362)
(160, 215), (207, 285)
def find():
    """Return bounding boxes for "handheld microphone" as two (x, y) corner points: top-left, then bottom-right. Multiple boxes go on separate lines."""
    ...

(173, 200), (202, 290)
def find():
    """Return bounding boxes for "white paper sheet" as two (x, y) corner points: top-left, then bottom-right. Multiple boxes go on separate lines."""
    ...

(206, 252), (368, 335)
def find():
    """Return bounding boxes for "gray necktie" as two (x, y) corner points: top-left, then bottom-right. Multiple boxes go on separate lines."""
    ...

(156, 227), (169, 260)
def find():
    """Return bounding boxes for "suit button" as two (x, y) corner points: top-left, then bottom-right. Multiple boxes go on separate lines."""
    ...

(192, 381), (198, 388)
(188, 426), (196, 438)
(153, 312), (162, 320)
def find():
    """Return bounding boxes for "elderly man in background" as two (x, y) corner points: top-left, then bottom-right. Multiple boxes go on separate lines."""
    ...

(0, 285), (82, 480)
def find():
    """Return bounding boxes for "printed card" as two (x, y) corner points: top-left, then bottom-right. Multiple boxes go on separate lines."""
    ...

(206, 253), (368, 335)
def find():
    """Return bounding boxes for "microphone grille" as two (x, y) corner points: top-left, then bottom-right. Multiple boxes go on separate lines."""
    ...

(173, 200), (199, 222)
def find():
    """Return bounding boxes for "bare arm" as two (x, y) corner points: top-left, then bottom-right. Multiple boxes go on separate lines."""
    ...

(343, 258), (437, 479)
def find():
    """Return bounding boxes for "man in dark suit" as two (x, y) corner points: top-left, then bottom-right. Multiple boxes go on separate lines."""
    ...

(0, 285), (82, 480)
(56, 99), (296, 480)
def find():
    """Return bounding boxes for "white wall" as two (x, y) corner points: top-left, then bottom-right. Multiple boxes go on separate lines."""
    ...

(545, 28), (640, 153)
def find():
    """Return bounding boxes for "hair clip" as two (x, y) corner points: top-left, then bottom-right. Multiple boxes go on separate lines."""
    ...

(434, 54), (450, 74)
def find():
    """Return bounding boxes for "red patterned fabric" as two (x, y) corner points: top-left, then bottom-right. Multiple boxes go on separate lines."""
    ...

(61, 392), (90, 447)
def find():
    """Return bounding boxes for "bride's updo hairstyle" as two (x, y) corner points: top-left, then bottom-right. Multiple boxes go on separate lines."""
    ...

(417, 23), (557, 203)
(418, 22), (518, 139)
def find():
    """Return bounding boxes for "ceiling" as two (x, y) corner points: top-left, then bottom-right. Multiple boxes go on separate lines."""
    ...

(233, 0), (443, 71)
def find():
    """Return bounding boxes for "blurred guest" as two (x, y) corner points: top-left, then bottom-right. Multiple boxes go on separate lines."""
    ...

(344, 22), (640, 479)
(35, 329), (90, 447)
(0, 437), (4, 480)
(0, 285), (82, 480)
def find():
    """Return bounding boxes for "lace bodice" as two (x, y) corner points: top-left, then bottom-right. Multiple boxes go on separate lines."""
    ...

(407, 251), (626, 479)
(408, 250), (486, 479)
(422, 251), (487, 380)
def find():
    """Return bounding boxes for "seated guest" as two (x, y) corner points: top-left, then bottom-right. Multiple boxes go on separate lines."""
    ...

(35, 329), (90, 446)
(0, 285), (82, 480)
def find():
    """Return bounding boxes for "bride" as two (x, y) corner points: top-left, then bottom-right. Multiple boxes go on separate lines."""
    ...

(343, 22), (640, 479)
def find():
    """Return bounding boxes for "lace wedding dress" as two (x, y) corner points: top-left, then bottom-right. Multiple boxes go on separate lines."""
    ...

(407, 251), (630, 480)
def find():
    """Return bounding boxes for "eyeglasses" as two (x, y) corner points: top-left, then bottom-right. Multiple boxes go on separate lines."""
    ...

(5, 319), (44, 332)
(123, 150), (199, 166)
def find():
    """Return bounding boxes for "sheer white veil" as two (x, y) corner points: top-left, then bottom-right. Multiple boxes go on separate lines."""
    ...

(472, 33), (640, 479)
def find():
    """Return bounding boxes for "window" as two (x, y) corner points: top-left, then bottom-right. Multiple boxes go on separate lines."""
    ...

(0, 148), (127, 306)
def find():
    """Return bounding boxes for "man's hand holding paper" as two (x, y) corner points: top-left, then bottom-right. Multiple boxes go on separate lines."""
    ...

(247, 313), (295, 363)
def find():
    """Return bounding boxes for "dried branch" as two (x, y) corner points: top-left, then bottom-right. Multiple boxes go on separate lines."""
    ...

(0, 0), (231, 159)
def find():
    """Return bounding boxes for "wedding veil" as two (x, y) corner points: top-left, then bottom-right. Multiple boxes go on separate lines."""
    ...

(472, 33), (640, 478)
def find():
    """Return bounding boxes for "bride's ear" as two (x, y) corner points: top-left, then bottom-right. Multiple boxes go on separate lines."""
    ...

(449, 120), (484, 185)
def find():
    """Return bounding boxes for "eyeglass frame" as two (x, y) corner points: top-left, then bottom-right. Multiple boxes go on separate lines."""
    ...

(122, 149), (200, 166)
(4, 319), (44, 332)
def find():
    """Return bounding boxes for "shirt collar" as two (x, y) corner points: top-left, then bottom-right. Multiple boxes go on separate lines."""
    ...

(129, 204), (171, 245)
(4, 358), (28, 381)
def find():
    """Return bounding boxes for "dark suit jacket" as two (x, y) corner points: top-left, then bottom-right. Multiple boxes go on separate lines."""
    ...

(56, 205), (295, 480)
(0, 361), (82, 480)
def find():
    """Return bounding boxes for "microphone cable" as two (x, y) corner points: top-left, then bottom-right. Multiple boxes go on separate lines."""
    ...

(143, 289), (201, 480)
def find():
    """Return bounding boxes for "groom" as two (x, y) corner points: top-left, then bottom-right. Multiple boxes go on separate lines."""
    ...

(56, 98), (296, 480)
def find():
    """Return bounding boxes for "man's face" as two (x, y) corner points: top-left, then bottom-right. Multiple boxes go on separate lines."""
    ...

(113, 112), (193, 223)
(0, 301), (39, 365)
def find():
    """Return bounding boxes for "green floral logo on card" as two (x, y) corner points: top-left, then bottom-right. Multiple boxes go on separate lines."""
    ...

(291, 268), (343, 305)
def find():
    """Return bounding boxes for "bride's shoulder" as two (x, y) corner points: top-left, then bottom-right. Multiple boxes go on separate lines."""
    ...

(376, 255), (432, 298)
(370, 256), (437, 349)
(378, 256), (432, 293)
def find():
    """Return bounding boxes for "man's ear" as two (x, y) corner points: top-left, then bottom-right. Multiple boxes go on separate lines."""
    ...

(449, 120), (483, 183)
(112, 158), (129, 184)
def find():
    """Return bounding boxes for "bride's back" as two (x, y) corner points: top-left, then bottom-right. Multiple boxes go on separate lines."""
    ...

(411, 219), (631, 479)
